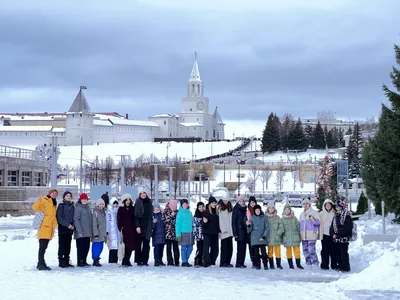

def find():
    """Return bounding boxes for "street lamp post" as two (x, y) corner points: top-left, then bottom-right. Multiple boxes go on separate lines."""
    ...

(186, 169), (193, 200)
(116, 155), (130, 196)
(167, 166), (175, 201)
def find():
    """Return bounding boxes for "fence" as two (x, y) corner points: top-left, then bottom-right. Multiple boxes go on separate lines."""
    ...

(0, 145), (35, 160)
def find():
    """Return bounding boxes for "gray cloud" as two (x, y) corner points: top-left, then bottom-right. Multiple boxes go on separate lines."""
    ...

(0, 0), (399, 123)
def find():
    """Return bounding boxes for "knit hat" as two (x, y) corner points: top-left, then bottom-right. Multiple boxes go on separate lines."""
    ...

(180, 199), (189, 206)
(335, 200), (345, 208)
(197, 201), (205, 208)
(254, 204), (262, 211)
(302, 198), (312, 205)
(48, 189), (58, 196)
(79, 193), (88, 200)
(248, 196), (257, 205)
(63, 191), (72, 199)
(169, 200), (178, 211)
(266, 201), (275, 208)
(220, 190), (230, 201)
(153, 202), (160, 208)
(208, 196), (217, 204)
(236, 195), (245, 202)
(96, 198), (105, 206)
(121, 193), (132, 202)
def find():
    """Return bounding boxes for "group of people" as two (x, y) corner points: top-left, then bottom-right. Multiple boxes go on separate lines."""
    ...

(32, 189), (353, 273)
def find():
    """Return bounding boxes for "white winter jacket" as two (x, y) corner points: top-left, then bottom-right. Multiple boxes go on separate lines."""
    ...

(106, 205), (120, 250)
(219, 209), (233, 240)
(319, 199), (335, 237)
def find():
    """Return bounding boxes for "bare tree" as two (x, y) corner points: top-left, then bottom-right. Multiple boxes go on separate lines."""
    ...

(274, 168), (286, 192)
(246, 167), (259, 193)
(260, 169), (273, 192)
(170, 155), (188, 198)
(292, 169), (299, 190)
(99, 156), (115, 186)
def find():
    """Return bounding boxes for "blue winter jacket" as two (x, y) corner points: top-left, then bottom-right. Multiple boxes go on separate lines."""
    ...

(152, 212), (166, 246)
(176, 208), (193, 237)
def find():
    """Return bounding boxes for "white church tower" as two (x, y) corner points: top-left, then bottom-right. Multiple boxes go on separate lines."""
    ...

(65, 86), (94, 146)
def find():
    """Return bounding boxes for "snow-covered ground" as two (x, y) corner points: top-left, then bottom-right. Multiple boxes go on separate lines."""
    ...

(1, 206), (399, 299)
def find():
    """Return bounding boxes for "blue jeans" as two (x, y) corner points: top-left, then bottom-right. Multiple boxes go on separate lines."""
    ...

(181, 245), (193, 263)
(92, 241), (104, 260)
(154, 244), (165, 260)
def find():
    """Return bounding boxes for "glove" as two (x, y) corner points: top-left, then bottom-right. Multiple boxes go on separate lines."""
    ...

(234, 236), (239, 241)
(177, 236), (182, 242)
(153, 219), (158, 223)
(261, 236), (266, 240)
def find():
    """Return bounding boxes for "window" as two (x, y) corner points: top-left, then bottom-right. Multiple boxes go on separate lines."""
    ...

(164, 121), (166, 125)
(0, 170), (2, 185)
(34, 172), (42, 186)
(22, 171), (30, 186)
(7, 170), (18, 186)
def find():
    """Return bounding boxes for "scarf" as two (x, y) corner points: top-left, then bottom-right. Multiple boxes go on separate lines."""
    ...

(332, 209), (348, 234)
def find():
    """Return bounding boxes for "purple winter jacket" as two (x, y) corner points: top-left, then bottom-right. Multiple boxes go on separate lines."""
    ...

(299, 207), (320, 241)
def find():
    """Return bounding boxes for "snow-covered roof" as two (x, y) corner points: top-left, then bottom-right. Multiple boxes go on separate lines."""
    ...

(0, 114), (65, 121)
(0, 126), (53, 132)
(109, 118), (159, 127)
(180, 122), (202, 127)
(94, 119), (113, 127)
(51, 127), (66, 133)
(150, 114), (174, 118)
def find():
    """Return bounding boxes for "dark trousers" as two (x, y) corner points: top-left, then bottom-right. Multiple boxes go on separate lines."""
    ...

(109, 249), (118, 263)
(122, 250), (132, 266)
(194, 240), (204, 265)
(58, 234), (72, 261)
(336, 242), (350, 272)
(154, 244), (165, 261)
(253, 245), (268, 267)
(220, 236), (233, 266)
(203, 234), (219, 267)
(135, 236), (150, 265)
(236, 240), (247, 267)
(76, 237), (91, 264)
(166, 240), (180, 265)
(321, 234), (338, 269)
(38, 239), (50, 263)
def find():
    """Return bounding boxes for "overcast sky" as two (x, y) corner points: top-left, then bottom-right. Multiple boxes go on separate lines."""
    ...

(1, 0), (399, 130)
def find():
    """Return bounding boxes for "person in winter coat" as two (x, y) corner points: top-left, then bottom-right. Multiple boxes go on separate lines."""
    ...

(202, 196), (221, 268)
(218, 192), (234, 268)
(74, 193), (93, 267)
(193, 202), (205, 267)
(265, 201), (284, 269)
(91, 199), (107, 267)
(56, 191), (75, 268)
(232, 196), (247, 268)
(163, 200), (180, 266)
(152, 203), (166, 267)
(176, 199), (194, 267)
(33, 189), (58, 271)
(101, 192), (110, 207)
(246, 196), (257, 268)
(319, 199), (338, 270)
(117, 193), (140, 267)
(247, 204), (269, 270)
(299, 198), (321, 267)
(106, 200), (120, 264)
(330, 200), (353, 272)
(134, 191), (153, 266)
(281, 204), (303, 269)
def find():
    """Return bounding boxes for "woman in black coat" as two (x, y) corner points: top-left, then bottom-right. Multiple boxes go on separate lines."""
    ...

(56, 191), (75, 268)
(232, 196), (247, 268)
(117, 194), (140, 267)
(330, 200), (353, 272)
(202, 197), (221, 267)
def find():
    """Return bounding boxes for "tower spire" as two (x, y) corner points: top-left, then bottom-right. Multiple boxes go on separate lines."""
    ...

(189, 52), (201, 82)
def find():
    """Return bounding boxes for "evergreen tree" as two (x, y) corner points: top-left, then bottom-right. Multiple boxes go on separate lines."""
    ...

(338, 128), (345, 147)
(326, 127), (338, 149)
(261, 113), (281, 153)
(304, 125), (313, 148)
(356, 191), (368, 215)
(312, 121), (326, 149)
(280, 114), (294, 150)
(287, 118), (307, 150)
(345, 127), (353, 135)
(345, 123), (363, 178)
(361, 44), (400, 217)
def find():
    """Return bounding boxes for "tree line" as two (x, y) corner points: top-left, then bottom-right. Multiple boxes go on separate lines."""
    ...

(361, 44), (400, 219)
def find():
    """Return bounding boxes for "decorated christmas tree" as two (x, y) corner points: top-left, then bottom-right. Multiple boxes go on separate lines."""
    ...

(315, 155), (338, 211)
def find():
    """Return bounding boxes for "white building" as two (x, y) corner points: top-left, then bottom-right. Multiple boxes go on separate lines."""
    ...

(0, 55), (224, 146)
(302, 110), (354, 131)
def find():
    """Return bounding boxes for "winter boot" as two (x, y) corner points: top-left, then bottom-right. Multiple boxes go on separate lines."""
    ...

(154, 260), (160, 267)
(159, 260), (166, 266)
(38, 262), (51, 271)
(93, 259), (102, 267)
(59, 259), (67, 268)
(65, 260), (75, 268)
(296, 259), (304, 269)
(276, 258), (283, 269)
(288, 258), (294, 269)
(268, 258), (275, 269)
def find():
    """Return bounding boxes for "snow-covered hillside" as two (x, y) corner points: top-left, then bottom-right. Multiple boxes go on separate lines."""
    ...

(0, 210), (399, 299)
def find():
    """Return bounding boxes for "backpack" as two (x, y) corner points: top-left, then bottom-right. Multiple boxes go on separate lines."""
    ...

(350, 220), (357, 242)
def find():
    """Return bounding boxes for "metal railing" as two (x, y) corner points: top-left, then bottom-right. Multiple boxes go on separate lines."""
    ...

(0, 145), (34, 160)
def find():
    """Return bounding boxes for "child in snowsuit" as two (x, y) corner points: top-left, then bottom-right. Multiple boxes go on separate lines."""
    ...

(163, 200), (180, 266)
(265, 201), (284, 269)
(193, 202), (205, 267)
(299, 198), (320, 267)
(92, 198), (107, 267)
(152, 203), (166, 267)
(176, 199), (194, 267)
(281, 204), (303, 269)
(106, 200), (120, 264)
(247, 204), (269, 270)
